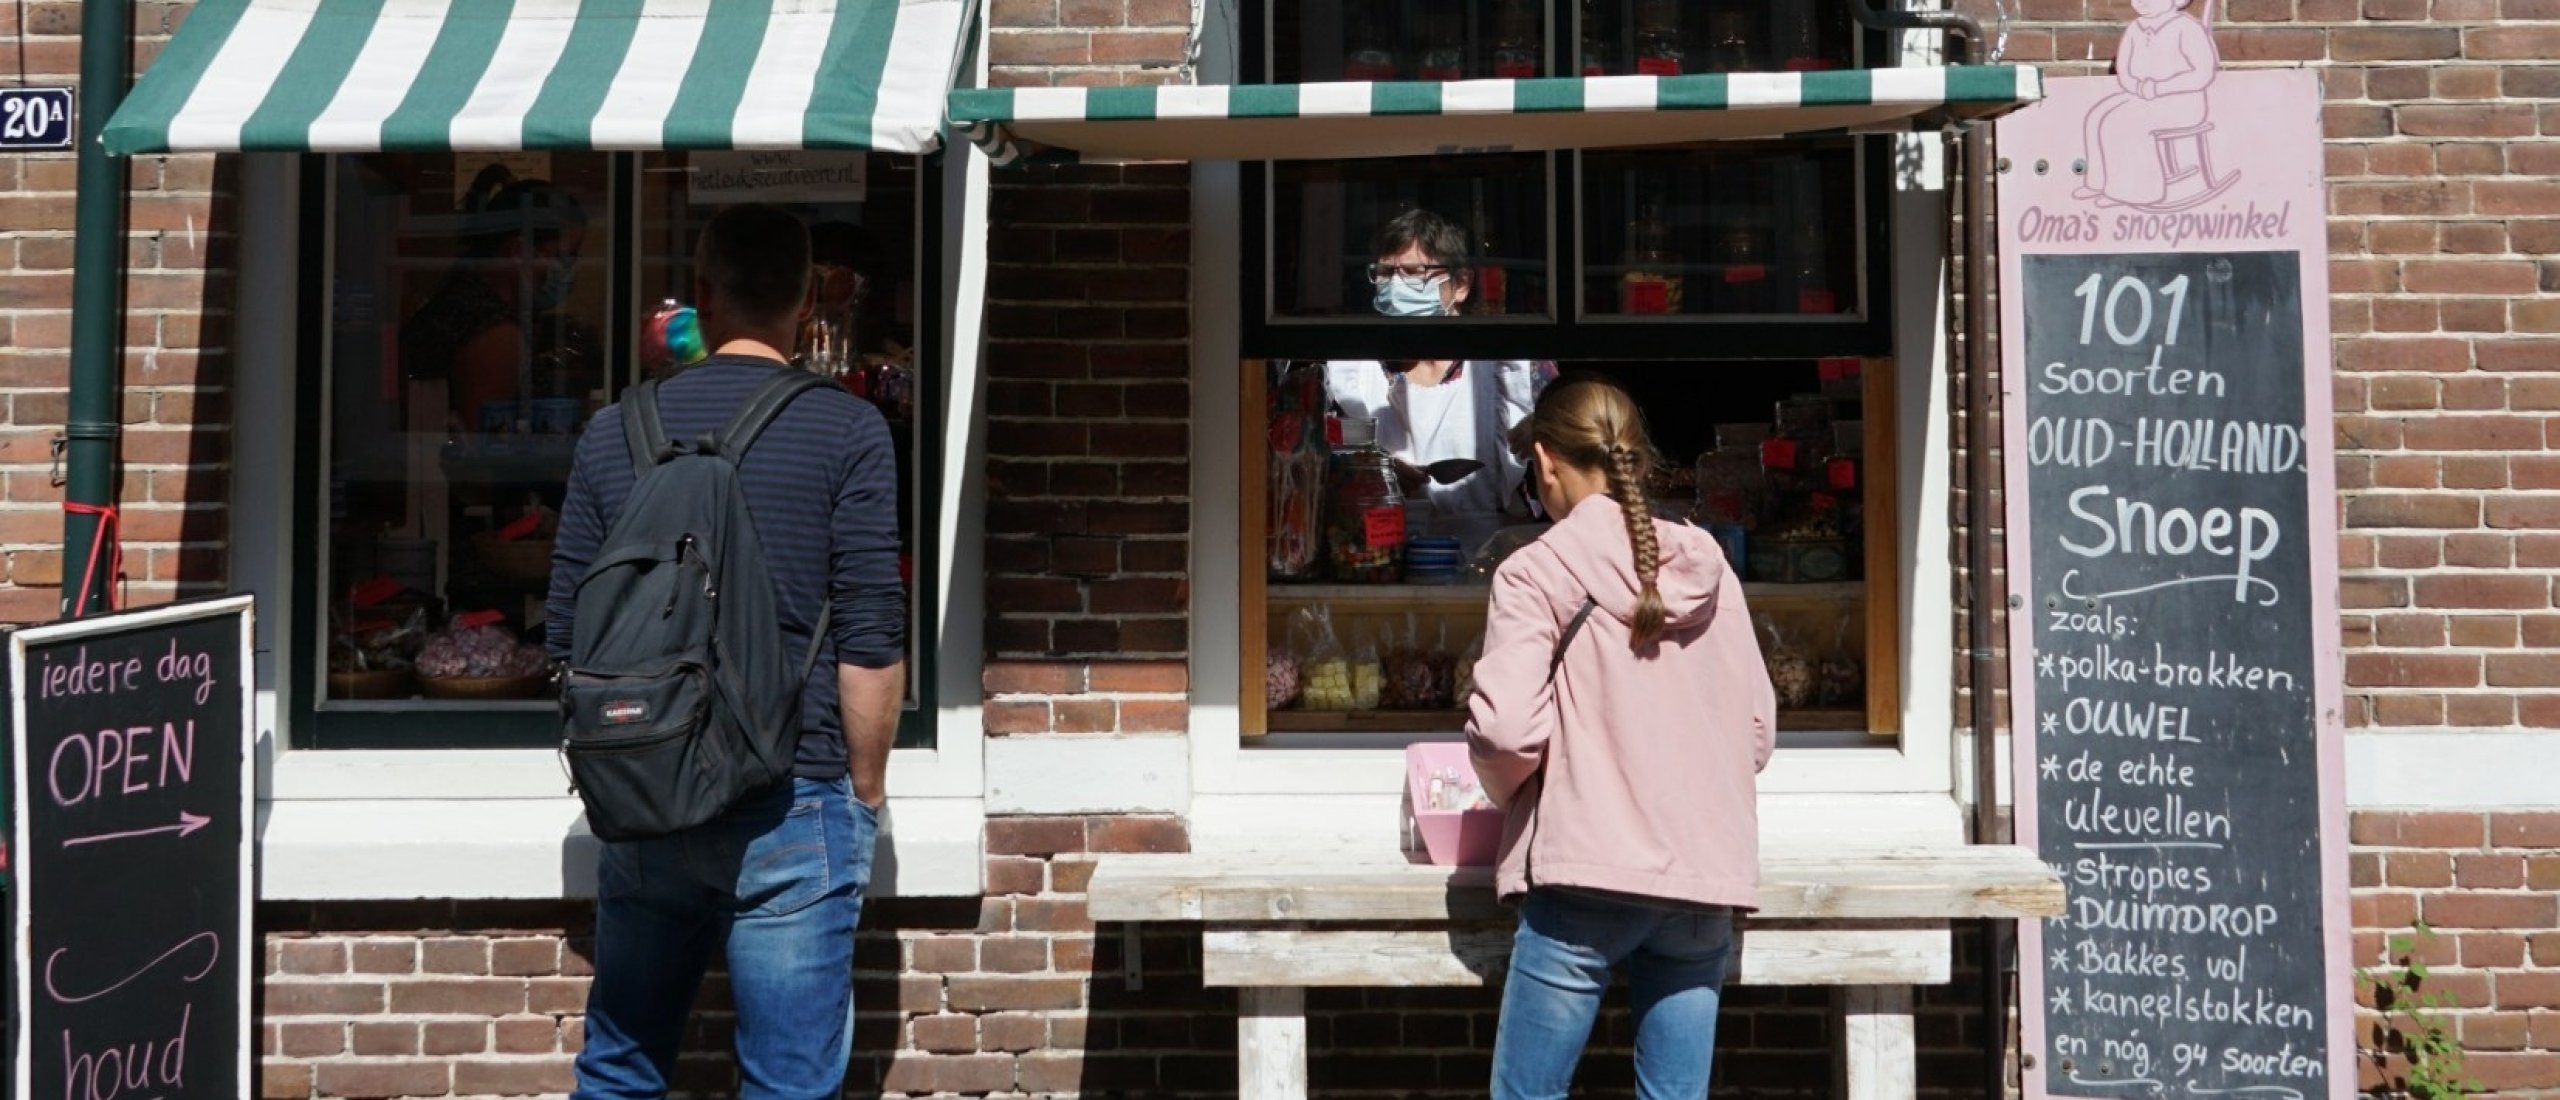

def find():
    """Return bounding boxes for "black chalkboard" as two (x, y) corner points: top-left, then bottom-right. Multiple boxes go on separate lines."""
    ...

(2016, 252), (2337, 1096)
(10, 597), (254, 1100)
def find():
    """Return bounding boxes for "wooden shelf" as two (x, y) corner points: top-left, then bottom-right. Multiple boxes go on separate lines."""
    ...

(1268, 709), (1467, 734)
(1776, 707), (1867, 731)
(1267, 583), (1491, 606)
(1743, 581), (1865, 604)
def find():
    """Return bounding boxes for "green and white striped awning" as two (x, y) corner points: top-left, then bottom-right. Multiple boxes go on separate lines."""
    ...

(102, 0), (975, 156)
(952, 66), (2041, 165)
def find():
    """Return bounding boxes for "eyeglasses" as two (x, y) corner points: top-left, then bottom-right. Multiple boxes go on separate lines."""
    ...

(1366, 263), (1453, 286)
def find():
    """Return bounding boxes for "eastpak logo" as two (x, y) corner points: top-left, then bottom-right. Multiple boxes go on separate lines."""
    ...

(601, 700), (650, 725)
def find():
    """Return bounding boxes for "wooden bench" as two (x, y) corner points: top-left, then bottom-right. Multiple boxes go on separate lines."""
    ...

(1088, 846), (2065, 1100)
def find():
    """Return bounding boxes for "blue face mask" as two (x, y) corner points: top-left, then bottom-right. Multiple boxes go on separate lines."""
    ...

(533, 255), (576, 311)
(1373, 275), (1446, 318)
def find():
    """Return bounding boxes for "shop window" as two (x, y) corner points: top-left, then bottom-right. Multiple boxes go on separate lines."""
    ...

(1265, 0), (1854, 83)
(1245, 358), (1901, 741)
(1580, 142), (1864, 322)
(1270, 154), (1551, 321)
(1240, 1), (1906, 743)
(296, 153), (941, 750)
(1245, 1), (1889, 362)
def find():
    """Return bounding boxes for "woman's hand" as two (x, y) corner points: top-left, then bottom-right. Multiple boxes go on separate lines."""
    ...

(1392, 458), (1429, 499)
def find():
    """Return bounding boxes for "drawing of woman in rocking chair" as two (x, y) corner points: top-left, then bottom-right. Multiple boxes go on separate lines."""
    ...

(2076, 0), (2228, 211)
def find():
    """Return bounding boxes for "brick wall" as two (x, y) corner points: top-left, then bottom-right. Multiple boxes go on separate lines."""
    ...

(982, 0), (1195, 673)
(12, 0), (2558, 1096)
(0, 1), (233, 624)
(2352, 811), (2560, 1096)
(255, 829), (2560, 1099)
(255, 848), (2001, 1100)
(1976, 0), (2560, 731)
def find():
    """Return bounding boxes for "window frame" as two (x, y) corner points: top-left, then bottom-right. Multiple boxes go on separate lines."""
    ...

(288, 153), (949, 752)
(1192, 155), (1965, 842)
(232, 135), (993, 897)
(1186, 3), (1971, 850)
(1237, 1), (1897, 362)
(230, 11), (997, 898)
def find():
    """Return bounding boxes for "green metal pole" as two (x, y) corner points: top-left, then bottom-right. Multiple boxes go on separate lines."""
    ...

(62, 0), (132, 619)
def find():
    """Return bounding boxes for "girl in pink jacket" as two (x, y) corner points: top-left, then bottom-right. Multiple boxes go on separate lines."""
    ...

(1466, 376), (1776, 1099)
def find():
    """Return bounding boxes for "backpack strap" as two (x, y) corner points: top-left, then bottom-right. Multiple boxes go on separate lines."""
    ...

(622, 379), (674, 468)
(801, 603), (834, 682)
(1546, 596), (1600, 684)
(715, 369), (833, 460)
(713, 369), (842, 682)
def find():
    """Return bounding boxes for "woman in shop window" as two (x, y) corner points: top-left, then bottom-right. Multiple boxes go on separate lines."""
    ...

(1465, 376), (1775, 1100)
(399, 168), (590, 433)
(1325, 208), (1555, 557)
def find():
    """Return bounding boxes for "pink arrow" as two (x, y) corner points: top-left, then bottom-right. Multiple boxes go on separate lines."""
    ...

(63, 811), (211, 848)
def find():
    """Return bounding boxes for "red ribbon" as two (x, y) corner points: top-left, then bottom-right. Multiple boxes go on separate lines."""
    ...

(61, 500), (123, 612)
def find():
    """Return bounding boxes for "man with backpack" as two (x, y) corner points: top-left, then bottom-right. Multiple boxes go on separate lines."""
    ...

(546, 203), (905, 1100)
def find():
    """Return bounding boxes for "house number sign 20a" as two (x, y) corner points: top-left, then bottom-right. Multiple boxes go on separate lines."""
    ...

(0, 88), (76, 151)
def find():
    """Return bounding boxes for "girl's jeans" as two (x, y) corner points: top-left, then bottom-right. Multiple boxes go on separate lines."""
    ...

(1492, 887), (1736, 1100)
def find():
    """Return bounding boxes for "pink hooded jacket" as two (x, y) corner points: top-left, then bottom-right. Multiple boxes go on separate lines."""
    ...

(1465, 497), (1777, 909)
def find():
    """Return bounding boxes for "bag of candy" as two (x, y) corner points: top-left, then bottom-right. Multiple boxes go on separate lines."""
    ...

(1293, 605), (1353, 711)
(1347, 616), (1385, 712)
(1759, 616), (1817, 710)
(417, 613), (553, 680)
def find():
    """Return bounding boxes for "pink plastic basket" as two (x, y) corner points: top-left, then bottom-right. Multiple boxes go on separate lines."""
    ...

(1404, 741), (1505, 866)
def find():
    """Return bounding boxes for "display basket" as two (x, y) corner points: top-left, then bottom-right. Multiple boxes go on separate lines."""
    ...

(327, 668), (416, 700)
(1403, 741), (1503, 867)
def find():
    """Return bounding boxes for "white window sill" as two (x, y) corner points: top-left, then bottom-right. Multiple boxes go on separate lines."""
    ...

(256, 749), (983, 900)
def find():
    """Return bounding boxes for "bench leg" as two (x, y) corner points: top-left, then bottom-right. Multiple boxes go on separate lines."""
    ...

(1833, 985), (1916, 1100)
(1239, 987), (1308, 1100)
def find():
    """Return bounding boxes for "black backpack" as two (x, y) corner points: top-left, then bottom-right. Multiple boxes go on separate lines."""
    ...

(559, 370), (832, 842)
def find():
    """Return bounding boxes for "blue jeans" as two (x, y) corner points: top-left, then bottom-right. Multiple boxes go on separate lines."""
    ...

(573, 777), (877, 1100)
(1492, 887), (1736, 1100)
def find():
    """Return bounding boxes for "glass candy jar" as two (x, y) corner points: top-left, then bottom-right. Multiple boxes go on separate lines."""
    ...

(1326, 436), (1407, 583)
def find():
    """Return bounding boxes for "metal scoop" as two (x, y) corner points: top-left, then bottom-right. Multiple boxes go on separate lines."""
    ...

(1421, 458), (1486, 485)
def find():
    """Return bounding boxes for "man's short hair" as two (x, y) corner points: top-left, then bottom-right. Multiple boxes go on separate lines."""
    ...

(695, 204), (812, 327)
(1372, 207), (1473, 273)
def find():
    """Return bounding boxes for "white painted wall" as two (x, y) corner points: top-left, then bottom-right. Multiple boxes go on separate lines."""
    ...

(988, 735), (1190, 815)
(2346, 730), (2560, 810)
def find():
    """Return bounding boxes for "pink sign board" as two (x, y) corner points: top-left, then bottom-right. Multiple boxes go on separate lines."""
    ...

(1998, 52), (2351, 1100)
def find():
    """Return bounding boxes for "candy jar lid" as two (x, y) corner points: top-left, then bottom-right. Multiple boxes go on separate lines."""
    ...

(1336, 415), (1380, 449)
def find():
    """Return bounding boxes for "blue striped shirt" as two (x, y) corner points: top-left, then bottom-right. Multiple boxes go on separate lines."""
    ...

(546, 355), (907, 779)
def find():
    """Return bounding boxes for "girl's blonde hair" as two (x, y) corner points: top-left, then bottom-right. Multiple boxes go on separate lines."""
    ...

(1523, 375), (1667, 647)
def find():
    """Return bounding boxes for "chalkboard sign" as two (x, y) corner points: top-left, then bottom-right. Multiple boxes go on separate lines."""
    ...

(2000, 68), (2351, 1100)
(2013, 248), (2341, 1096)
(10, 597), (254, 1100)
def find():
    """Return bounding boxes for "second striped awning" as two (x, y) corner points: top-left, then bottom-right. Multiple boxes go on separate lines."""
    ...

(952, 66), (2043, 165)
(102, 0), (976, 156)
